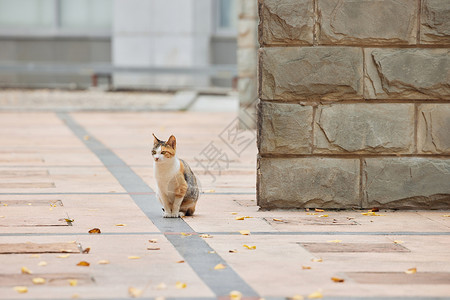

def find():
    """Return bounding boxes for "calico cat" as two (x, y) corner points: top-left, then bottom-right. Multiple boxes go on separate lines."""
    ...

(152, 134), (199, 218)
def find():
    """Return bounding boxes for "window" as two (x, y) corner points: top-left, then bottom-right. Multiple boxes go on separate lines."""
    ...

(0, 0), (112, 36)
(216, 0), (237, 35)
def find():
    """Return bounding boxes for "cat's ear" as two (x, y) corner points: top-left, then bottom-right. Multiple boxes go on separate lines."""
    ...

(152, 133), (161, 144)
(166, 135), (176, 150)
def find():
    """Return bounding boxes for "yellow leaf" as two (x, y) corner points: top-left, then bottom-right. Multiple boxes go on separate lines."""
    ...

(229, 249), (238, 253)
(128, 256), (141, 260)
(319, 214), (328, 218)
(393, 240), (404, 244)
(361, 212), (369, 216)
(331, 277), (345, 283)
(315, 208), (324, 212)
(289, 295), (304, 300)
(243, 244), (256, 250)
(229, 290), (242, 300)
(200, 234), (213, 238)
(88, 228), (101, 234)
(327, 240), (342, 243)
(176, 260), (185, 263)
(38, 261), (48, 266)
(175, 281), (187, 289)
(128, 287), (143, 298)
(307, 213), (318, 215)
(32, 277), (46, 285)
(149, 239), (158, 243)
(180, 232), (192, 236)
(206, 189), (215, 193)
(58, 254), (70, 258)
(302, 266), (311, 270)
(21, 266), (32, 274)
(147, 247), (160, 250)
(230, 212), (238, 215)
(308, 291), (323, 299)
(115, 223), (127, 226)
(235, 216), (245, 220)
(239, 230), (250, 235)
(208, 250), (216, 254)
(405, 267), (417, 274)
(312, 258), (323, 262)
(214, 263), (226, 270)
(76, 261), (90, 267)
(244, 216), (253, 219)
(97, 260), (110, 264)
(69, 279), (78, 286)
(273, 218), (284, 222)
(442, 214), (450, 217)
(65, 218), (74, 223)
(155, 282), (167, 290)
(13, 286), (28, 293)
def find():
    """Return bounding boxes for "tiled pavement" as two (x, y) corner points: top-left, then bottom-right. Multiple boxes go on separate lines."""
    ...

(0, 110), (449, 300)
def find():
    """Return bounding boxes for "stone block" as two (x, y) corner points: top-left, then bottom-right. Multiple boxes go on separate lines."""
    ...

(238, 0), (258, 19)
(258, 157), (360, 209)
(238, 48), (257, 77)
(363, 158), (450, 209)
(420, 0), (450, 44)
(318, 0), (418, 45)
(238, 77), (257, 105)
(418, 104), (450, 154)
(238, 18), (258, 48)
(364, 48), (450, 99)
(314, 104), (415, 154)
(259, 0), (314, 46)
(258, 102), (313, 154)
(260, 47), (363, 101)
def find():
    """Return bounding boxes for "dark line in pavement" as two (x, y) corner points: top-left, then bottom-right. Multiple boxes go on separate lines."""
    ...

(0, 192), (130, 195)
(57, 112), (259, 298)
(207, 231), (450, 236)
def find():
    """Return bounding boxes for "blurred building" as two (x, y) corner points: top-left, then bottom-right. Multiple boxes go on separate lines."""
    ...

(0, 0), (238, 89)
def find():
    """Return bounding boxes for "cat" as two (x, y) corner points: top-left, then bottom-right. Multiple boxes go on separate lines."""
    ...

(152, 134), (199, 218)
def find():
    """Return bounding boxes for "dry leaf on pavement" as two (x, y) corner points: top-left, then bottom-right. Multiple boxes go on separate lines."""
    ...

(235, 216), (245, 220)
(405, 267), (417, 274)
(229, 249), (238, 253)
(239, 230), (250, 235)
(88, 228), (101, 234)
(32, 277), (46, 285)
(229, 290), (242, 300)
(214, 263), (226, 270)
(13, 286), (28, 293)
(38, 261), (48, 266)
(76, 261), (90, 267)
(97, 260), (110, 264)
(149, 239), (158, 243)
(302, 266), (311, 270)
(147, 247), (160, 250)
(175, 282), (187, 289)
(58, 254), (70, 258)
(69, 279), (78, 286)
(331, 277), (345, 283)
(312, 258), (323, 262)
(308, 291), (323, 299)
(128, 256), (141, 260)
(21, 266), (32, 274)
(200, 234), (213, 238)
(315, 209), (324, 212)
(243, 245), (256, 250)
(128, 287), (143, 298)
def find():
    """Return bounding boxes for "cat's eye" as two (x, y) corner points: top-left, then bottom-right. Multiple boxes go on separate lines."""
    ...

(161, 151), (167, 155)
(151, 150), (156, 155)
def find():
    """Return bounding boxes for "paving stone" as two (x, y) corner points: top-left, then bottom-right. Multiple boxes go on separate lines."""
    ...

(318, 0), (417, 45)
(0, 199), (62, 206)
(0, 242), (80, 254)
(420, 0), (450, 44)
(346, 272), (450, 284)
(363, 158), (450, 209)
(0, 182), (55, 188)
(258, 157), (360, 209)
(259, 0), (314, 45)
(258, 102), (312, 154)
(300, 242), (410, 253)
(364, 48), (450, 99)
(260, 47), (363, 101)
(0, 273), (94, 286)
(314, 103), (414, 154)
(417, 104), (450, 154)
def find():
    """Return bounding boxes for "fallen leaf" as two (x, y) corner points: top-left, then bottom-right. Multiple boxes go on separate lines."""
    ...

(149, 239), (158, 243)
(65, 218), (74, 223)
(97, 260), (110, 264)
(243, 244), (256, 250)
(318, 214), (328, 218)
(315, 208), (324, 212)
(128, 256), (141, 260)
(155, 282), (167, 290)
(82, 247), (91, 254)
(229, 290), (242, 300)
(331, 277), (345, 283)
(405, 267), (417, 274)
(327, 240), (342, 243)
(69, 279), (78, 286)
(147, 247), (160, 250)
(208, 250), (216, 254)
(289, 295), (304, 300)
(393, 240), (404, 244)
(128, 287), (143, 298)
(443, 215), (450, 217)
(272, 218), (284, 222)
(206, 189), (215, 193)
(312, 258), (323, 262)
(230, 212), (238, 215)
(235, 216), (245, 220)
(370, 207), (380, 212)
(229, 249), (238, 253)
(180, 232), (192, 236)
(176, 260), (185, 263)
(302, 266), (311, 270)
(58, 254), (70, 258)
(21, 266), (32, 274)
(38, 261), (48, 266)
(27, 203), (32, 206)
(13, 286), (28, 293)
(115, 223), (127, 226)
(175, 282), (187, 289)
(88, 228), (101, 234)
(239, 230), (250, 235)
(0, 215), (4, 218)
(200, 234), (213, 238)
(76, 261), (90, 267)
(307, 291), (323, 299)
(32, 277), (46, 285)
(307, 213), (318, 215)
(214, 263), (226, 270)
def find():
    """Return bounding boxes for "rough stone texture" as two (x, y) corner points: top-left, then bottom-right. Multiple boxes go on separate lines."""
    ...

(238, 48), (257, 78)
(238, 0), (258, 18)
(363, 158), (450, 209)
(318, 0), (418, 45)
(259, 0), (314, 46)
(260, 47), (363, 101)
(314, 104), (415, 154)
(258, 102), (313, 154)
(238, 19), (258, 48)
(258, 157), (360, 209)
(418, 104), (450, 154)
(364, 48), (450, 99)
(238, 77), (258, 105)
(420, 0), (450, 44)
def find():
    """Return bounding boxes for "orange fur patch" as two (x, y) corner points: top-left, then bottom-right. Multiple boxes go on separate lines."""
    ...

(161, 145), (175, 158)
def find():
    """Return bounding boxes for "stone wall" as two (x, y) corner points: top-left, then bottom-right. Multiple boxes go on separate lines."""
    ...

(257, 0), (450, 209)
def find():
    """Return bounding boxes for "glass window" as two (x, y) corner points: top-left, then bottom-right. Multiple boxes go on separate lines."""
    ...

(218, 0), (237, 32)
(60, 0), (112, 30)
(0, 0), (54, 28)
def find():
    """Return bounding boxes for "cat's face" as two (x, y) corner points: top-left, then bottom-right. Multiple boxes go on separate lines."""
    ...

(152, 134), (176, 163)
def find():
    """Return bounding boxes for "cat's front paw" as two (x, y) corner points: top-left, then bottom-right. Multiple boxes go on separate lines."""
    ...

(163, 212), (172, 218)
